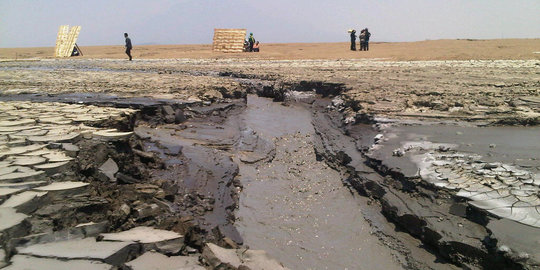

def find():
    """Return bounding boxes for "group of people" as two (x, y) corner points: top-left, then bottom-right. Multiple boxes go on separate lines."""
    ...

(125, 29), (376, 60)
(245, 32), (260, 52)
(349, 28), (371, 51)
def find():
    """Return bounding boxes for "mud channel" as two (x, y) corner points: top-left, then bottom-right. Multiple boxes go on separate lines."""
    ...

(235, 96), (401, 270)
(132, 92), (463, 270)
(1, 58), (539, 270)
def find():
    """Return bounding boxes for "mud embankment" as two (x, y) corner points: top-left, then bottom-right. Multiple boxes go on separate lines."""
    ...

(309, 108), (539, 268)
(133, 100), (246, 247)
(232, 73), (540, 269)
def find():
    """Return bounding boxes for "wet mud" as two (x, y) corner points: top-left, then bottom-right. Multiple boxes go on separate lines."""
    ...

(365, 123), (540, 268)
(133, 101), (246, 245)
(131, 94), (461, 269)
(235, 96), (403, 270)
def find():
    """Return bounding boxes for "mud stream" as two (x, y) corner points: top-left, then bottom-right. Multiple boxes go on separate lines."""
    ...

(130, 94), (459, 270)
(235, 96), (402, 270)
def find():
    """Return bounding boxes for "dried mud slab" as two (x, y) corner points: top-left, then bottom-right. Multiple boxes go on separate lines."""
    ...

(17, 238), (137, 266)
(125, 251), (204, 270)
(5, 255), (112, 270)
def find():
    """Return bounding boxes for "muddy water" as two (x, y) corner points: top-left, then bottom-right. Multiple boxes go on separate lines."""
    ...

(235, 96), (403, 270)
(395, 124), (540, 169)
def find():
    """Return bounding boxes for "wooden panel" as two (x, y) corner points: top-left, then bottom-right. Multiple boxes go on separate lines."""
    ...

(62, 26), (81, 57)
(213, 28), (246, 53)
(54, 25), (69, 57)
(55, 26), (81, 57)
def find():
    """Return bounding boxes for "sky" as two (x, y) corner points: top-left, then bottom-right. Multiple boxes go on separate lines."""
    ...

(1, 0), (539, 48)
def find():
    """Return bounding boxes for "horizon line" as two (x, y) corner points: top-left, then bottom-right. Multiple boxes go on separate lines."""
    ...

(2, 37), (539, 49)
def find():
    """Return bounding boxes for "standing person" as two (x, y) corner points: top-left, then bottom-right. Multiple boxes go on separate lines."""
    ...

(124, 33), (132, 61)
(248, 33), (255, 52)
(349, 29), (356, 51)
(364, 28), (371, 51)
(359, 29), (366, 51)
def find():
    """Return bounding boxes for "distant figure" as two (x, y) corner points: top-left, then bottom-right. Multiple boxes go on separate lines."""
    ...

(364, 28), (371, 51)
(349, 30), (356, 51)
(248, 33), (255, 52)
(359, 29), (366, 51)
(124, 33), (132, 61)
(253, 41), (260, 52)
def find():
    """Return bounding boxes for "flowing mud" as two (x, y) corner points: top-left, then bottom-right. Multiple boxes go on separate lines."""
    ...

(235, 96), (402, 270)
(122, 94), (459, 269)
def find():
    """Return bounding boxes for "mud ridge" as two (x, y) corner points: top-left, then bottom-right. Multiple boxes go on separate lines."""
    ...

(309, 99), (530, 269)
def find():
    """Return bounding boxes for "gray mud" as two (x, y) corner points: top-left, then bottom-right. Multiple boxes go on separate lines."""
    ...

(2, 58), (539, 269)
(129, 94), (458, 269)
(0, 91), (463, 269)
(393, 124), (540, 168)
(133, 100), (246, 245)
(235, 96), (403, 270)
(362, 122), (540, 269)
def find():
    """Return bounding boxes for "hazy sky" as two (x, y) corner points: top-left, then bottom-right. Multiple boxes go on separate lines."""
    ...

(1, 0), (539, 47)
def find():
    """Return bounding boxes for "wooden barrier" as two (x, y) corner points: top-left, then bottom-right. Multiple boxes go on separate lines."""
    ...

(54, 25), (69, 57)
(54, 25), (81, 57)
(212, 28), (246, 53)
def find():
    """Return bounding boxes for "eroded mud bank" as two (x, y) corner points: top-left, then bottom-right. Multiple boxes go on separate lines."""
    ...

(364, 123), (540, 268)
(0, 95), (290, 269)
(133, 93), (461, 269)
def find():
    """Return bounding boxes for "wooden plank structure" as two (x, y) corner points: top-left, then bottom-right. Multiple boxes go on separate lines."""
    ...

(54, 25), (69, 57)
(212, 28), (246, 53)
(54, 25), (81, 57)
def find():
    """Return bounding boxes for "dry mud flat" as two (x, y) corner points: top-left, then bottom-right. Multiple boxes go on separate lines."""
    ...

(1, 58), (539, 125)
(0, 58), (539, 269)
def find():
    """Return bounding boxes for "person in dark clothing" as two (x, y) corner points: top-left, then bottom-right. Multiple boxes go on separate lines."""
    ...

(364, 28), (371, 51)
(349, 30), (356, 51)
(124, 33), (132, 61)
(248, 33), (255, 52)
(359, 29), (366, 51)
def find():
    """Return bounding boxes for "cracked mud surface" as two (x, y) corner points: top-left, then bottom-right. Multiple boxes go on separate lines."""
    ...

(1, 56), (539, 269)
(1, 58), (539, 126)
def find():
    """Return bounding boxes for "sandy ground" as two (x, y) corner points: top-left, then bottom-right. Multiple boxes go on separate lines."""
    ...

(1, 39), (540, 61)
